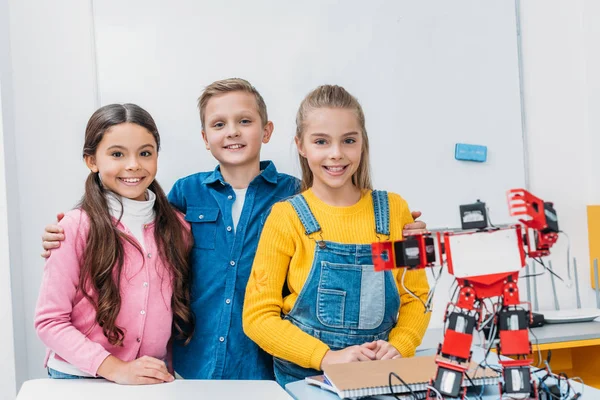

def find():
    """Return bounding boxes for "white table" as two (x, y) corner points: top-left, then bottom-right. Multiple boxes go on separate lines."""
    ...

(420, 320), (600, 348)
(17, 379), (293, 400)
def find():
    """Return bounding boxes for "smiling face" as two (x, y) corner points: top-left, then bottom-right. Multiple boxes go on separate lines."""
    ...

(201, 91), (273, 170)
(296, 107), (363, 197)
(84, 122), (158, 201)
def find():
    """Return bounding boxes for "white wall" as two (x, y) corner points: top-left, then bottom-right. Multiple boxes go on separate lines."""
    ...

(583, 1), (600, 204)
(3, 0), (600, 389)
(1, 0), (21, 396)
(5, 0), (98, 385)
(0, 67), (17, 400)
(519, 0), (598, 311)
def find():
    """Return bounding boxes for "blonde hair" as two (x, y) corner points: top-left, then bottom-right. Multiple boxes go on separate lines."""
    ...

(197, 78), (268, 128)
(295, 85), (372, 192)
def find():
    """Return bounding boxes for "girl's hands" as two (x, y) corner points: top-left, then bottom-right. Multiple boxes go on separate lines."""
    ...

(362, 340), (402, 360)
(97, 355), (174, 385)
(320, 345), (377, 368)
(320, 341), (402, 369)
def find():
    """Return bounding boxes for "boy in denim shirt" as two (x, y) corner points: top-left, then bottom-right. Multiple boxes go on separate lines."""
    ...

(168, 79), (299, 379)
(41, 78), (427, 380)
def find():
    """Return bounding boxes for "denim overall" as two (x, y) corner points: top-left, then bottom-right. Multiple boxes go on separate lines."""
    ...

(273, 191), (401, 387)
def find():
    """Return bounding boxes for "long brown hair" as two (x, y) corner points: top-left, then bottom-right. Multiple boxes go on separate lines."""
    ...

(295, 85), (372, 192)
(80, 103), (194, 346)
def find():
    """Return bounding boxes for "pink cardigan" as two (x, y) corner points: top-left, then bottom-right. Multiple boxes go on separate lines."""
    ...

(34, 208), (189, 376)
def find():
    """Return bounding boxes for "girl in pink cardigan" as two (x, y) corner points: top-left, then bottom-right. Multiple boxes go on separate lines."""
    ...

(35, 104), (193, 384)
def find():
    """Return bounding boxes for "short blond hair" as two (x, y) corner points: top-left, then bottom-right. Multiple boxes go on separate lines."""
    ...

(197, 78), (268, 128)
(296, 85), (372, 192)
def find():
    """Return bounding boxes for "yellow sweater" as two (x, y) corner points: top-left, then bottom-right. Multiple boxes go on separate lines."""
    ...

(243, 189), (431, 371)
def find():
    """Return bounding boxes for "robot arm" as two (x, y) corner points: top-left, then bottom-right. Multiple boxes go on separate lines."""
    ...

(508, 188), (559, 258)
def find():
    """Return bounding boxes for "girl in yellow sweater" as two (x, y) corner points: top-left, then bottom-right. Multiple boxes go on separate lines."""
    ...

(242, 85), (431, 387)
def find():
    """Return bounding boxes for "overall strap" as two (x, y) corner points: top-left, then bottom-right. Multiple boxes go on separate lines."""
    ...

(371, 190), (390, 237)
(287, 194), (321, 235)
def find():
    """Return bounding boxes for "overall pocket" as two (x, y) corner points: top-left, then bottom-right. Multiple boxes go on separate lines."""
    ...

(317, 262), (385, 329)
(185, 207), (219, 249)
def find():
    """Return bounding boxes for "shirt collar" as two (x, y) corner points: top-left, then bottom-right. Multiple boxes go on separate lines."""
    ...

(202, 160), (279, 186)
(202, 165), (226, 185)
(258, 160), (278, 184)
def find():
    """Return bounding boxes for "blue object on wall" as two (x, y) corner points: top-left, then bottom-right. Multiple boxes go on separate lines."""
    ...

(455, 143), (487, 162)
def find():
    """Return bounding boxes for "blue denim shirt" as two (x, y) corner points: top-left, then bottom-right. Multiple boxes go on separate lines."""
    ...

(168, 161), (300, 379)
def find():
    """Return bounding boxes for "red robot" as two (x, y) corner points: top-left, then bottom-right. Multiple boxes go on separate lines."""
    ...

(371, 189), (560, 399)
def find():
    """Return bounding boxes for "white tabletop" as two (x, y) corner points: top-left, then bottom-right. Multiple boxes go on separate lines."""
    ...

(17, 379), (293, 400)
(417, 320), (600, 352)
(529, 320), (600, 343)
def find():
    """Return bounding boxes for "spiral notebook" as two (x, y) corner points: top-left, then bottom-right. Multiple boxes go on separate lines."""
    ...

(318, 355), (500, 399)
(305, 374), (415, 399)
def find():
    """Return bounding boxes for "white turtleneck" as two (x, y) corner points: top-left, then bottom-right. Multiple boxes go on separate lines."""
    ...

(106, 190), (156, 251)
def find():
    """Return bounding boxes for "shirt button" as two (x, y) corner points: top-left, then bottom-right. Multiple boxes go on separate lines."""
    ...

(230, 261), (236, 266)
(199, 214), (204, 220)
(147, 253), (152, 258)
(219, 337), (225, 342)
(140, 310), (146, 315)
(136, 338), (141, 343)
(227, 195), (233, 200)
(143, 282), (148, 287)
(226, 226), (232, 232)
(225, 299), (231, 304)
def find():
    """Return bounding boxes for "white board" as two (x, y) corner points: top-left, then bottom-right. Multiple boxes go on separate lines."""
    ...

(92, 0), (525, 229)
(92, 0), (526, 328)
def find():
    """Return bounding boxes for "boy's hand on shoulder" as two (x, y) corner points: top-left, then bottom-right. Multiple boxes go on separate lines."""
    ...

(361, 340), (402, 360)
(40, 213), (65, 259)
(403, 210), (427, 236)
(98, 355), (174, 385)
(320, 345), (377, 369)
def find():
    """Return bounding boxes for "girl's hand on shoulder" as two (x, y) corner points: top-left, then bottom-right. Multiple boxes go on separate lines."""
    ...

(320, 345), (377, 369)
(403, 211), (427, 236)
(97, 355), (174, 385)
(361, 340), (402, 360)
